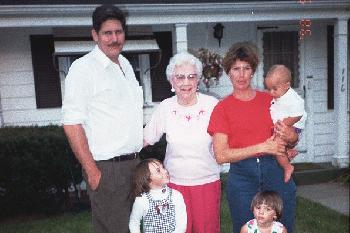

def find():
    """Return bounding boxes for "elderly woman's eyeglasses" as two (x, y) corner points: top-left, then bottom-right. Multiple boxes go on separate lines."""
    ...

(173, 74), (198, 81)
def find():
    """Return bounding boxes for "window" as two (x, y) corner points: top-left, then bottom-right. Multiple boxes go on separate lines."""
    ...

(123, 53), (152, 105)
(263, 31), (299, 88)
(54, 32), (172, 104)
(121, 37), (173, 104)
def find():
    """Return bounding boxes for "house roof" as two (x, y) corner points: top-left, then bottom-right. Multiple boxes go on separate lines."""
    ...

(0, 0), (294, 5)
(0, 0), (348, 28)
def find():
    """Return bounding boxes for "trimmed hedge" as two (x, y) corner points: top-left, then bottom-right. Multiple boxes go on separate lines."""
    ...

(0, 126), (167, 219)
(0, 126), (82, 218)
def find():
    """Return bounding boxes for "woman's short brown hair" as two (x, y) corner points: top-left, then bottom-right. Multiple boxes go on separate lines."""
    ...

(223, 42), (259, 75)
(250, 191), (284, 220)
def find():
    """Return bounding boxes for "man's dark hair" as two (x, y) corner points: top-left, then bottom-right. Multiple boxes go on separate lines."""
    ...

(92, 4), (126, 33)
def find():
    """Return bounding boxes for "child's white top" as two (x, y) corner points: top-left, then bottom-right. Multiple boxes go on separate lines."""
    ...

(144, 93), (220, 186)
(270, 88), (307, 129)
(246, 219), (284, 233)
(129, 186), (187, 233)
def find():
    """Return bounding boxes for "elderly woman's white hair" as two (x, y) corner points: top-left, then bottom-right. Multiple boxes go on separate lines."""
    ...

(165, 52), (203, 82)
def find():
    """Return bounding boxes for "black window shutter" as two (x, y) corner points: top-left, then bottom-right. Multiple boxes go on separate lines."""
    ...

(30, 35), (62, 108)
(150, 31), (173, 102)
(327, 25), (334, 110)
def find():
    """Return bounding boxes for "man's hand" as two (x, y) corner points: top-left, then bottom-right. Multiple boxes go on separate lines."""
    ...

(63, 124), (101, 191)
(87, 166), (102, 191)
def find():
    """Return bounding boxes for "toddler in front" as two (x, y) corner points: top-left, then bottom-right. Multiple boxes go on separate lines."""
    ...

(240, 191), (287, 233)
(129, 158), (187, 233)
(265, 65), (307, 182)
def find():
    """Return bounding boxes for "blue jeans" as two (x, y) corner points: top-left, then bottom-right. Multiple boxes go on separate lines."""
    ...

(226, 155), (296, 233)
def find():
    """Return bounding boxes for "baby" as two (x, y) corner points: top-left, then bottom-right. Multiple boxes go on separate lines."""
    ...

(265, 65), (307, 183)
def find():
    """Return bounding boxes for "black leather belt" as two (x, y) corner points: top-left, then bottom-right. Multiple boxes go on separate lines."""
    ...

(107, 152), (139, 162)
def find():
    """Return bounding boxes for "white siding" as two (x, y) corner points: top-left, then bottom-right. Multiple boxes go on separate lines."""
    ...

(0, 28), (62, 126)
(303, 22), (335, 163)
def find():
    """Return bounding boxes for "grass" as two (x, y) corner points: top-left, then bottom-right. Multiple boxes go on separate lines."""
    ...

(0, 212), (91, 233)
(1, 175), (349, 233)
(1, 196), (347, 233)
(295, 197), (349, 233)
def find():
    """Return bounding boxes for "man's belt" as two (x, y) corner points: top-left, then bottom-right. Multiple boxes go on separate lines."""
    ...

(107, 152), (139, 162)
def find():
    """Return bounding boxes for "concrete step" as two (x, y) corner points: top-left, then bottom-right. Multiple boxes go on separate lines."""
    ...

(292, 162), (348, 185)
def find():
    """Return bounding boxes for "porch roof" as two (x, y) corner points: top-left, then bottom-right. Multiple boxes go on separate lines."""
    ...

(0, 0), (348, 28)
(0, 0), (296, 5)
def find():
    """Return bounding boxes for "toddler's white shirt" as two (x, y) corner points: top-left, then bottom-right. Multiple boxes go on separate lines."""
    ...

(270, 88), (307, 129)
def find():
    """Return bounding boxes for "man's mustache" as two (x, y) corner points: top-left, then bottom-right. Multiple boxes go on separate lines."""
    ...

(109, 42), (121, 47)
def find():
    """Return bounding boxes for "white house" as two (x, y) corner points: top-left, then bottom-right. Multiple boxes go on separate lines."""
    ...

(0, 0), (349, 168)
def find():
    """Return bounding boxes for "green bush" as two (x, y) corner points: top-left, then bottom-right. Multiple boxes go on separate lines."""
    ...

(0, 126), (82, 218)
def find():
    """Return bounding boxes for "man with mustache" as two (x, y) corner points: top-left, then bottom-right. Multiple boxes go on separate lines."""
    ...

(62, 5), (143, 233)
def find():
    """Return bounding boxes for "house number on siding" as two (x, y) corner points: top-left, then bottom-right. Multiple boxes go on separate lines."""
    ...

(298, 0), (312, 40)
(341, 69), (345, 92)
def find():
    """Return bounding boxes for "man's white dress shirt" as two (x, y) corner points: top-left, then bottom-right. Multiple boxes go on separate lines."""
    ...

(62, 45), (143, 160)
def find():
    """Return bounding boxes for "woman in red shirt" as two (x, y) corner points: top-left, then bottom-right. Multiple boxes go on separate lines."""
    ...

(208, 42), (298, 233)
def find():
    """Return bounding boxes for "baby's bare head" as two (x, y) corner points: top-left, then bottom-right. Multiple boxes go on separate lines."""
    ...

(266, 64), (292, 85)
(265, 65), (292, 98)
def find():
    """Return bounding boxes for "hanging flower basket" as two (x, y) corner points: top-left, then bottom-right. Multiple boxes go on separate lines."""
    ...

(196, 48), (223, 91)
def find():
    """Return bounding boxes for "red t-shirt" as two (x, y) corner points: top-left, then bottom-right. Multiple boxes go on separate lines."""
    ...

(208, 91), (273, 149)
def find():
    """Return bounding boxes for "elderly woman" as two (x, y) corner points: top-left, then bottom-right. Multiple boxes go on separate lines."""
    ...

(144, 52), (221, 233)
(207, 42), (298, 233)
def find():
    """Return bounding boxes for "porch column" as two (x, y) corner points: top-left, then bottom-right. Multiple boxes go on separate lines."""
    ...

(333, 17), (349, 168)
(174, 23), (188, 53)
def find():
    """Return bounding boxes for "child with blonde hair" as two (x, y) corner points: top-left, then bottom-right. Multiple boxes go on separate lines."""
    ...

(240, 191), (287, 233)
(129, 158), (187, 233)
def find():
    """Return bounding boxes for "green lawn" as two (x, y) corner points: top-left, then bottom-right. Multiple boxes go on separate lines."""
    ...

(0, 195), (348, 233)
(1, 173), (348, 233)
(0, 211), (91, 233)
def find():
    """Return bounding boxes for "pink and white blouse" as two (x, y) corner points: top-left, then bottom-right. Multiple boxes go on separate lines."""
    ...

(144, 93), (220, 186)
